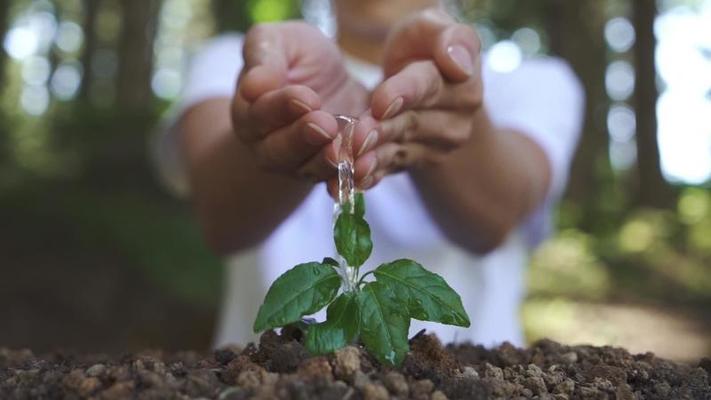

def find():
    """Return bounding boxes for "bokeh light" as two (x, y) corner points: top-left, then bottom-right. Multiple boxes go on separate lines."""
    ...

(4, 27), (39, 60)
(605, 60), (635, 101)
(20, 85), (50, 116)
(607, 104), (637, 143)
(21, 56), (51, 86)
(55, 21), (84, 54)
(51, 62), (82, 100)
(487, 40), (522, 73)
(605, 17), (635, 53)
(511, 27), (541, 57)
(152, 69), (182, 99)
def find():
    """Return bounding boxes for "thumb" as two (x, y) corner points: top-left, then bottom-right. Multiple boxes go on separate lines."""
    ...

(383, 8), (480, 83)
(239, 23), (290, 102)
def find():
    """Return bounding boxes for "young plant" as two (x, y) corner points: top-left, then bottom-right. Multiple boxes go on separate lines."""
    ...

(253, 193), (470, 366)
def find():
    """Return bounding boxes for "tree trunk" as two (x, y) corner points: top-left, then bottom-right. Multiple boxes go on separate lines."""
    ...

(0, 0), (11, 164)
(632, 0), (675, 208)
(116, 0), (161, 111)
(0, 0), (10, 90)
(79, 0), (101, 102)
(545, 0), (612, 231)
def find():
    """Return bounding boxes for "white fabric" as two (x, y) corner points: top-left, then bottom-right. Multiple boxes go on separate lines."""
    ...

(165, 34), (584, 348)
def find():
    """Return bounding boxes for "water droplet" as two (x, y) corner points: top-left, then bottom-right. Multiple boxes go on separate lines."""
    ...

(386, 351), (396, 363)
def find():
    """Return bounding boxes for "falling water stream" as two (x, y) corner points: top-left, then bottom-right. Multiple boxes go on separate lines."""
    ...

(334, 115), (358, 291)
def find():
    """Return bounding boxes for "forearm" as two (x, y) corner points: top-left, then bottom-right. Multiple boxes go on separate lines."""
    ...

(409, 107), (551, 254)
(181, 98), (313, 255)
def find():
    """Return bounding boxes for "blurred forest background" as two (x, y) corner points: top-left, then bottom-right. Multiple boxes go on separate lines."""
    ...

(0, 0), (709, 361)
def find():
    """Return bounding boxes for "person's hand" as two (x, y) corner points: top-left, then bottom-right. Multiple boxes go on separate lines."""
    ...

(364, 9), (483, 188)
(232, 22), (379, 187)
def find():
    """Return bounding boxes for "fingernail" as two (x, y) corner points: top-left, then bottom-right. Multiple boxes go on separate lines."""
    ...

(360, 176), (373, 189)
(447, 45), (474, 76)
(358, 129), (379, 157)
(365, 158), (378, 177)
(307, 122), (332, 142)
(383, 97), (404, 119)
(326, 155), (338, 169)
(290, 99), (312, 114)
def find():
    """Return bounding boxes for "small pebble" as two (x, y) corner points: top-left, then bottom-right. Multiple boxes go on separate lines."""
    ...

(431, 389), (449, 400)
(333, 346), (361, 380)
(411, 379), (435, 400)
(483, 363), (504, 380)
(86, 364), (106, 377)
(561, 352), (578, 364)
(461, 366), (479, 379)
(382, 371), (409, 396)
(554, 378), (575, 395)
(361, 382), (389, 400)
(353, 371), (371, 390)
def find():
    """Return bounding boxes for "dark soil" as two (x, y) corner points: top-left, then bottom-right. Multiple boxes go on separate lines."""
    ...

(1, 329), (709, 400)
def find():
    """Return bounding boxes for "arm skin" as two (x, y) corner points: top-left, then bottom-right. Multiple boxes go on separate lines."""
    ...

(180, 98), (314, 255)
(408, 108), (551, 254)
(181, 15), (551, 257)
(181, 22), (376, 256)
(181, 97), (550, 257)
(367, 9), (552, 255)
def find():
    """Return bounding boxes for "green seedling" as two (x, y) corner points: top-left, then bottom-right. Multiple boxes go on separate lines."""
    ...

(253, 193), (470, 366)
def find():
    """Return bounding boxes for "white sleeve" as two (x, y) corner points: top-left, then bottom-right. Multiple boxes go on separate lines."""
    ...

(152, 34), (245, 197)
(177, 33), (245, 113)
(482, 57), (584, 246)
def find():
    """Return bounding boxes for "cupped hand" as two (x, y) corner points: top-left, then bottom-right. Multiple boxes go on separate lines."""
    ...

(363, 9), (484, 189)
(231, 22), (378, 186)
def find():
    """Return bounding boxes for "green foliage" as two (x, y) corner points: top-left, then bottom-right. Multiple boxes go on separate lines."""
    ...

(374, 259), (470, 327)
(305, 292), (360, 355)
(334, 212), (372, 268)
(357, 281), (410, 366)
(253, 262), (341, 332)
(254, 192), (470, 366)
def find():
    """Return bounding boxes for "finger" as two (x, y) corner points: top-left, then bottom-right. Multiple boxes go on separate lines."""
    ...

(370, 60), (444, 119)
(231, 91), (254, 138)
(354, 151), (378, 188)
(325, 150), (378, 195)
(350, 114), (381, 158)
(297, 137), (340, 182)
(239, 64), (286, 103)
(383, 8), (480, 82)
(244, 85), (321, 141)
(376, 109), (472, 152)
(373, 142), (442, 174)
(254, 110), (338, 170)
(242, 23), (289, 73)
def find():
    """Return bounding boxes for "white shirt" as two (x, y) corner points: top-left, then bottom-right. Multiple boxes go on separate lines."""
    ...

(159, 33), (584, 348)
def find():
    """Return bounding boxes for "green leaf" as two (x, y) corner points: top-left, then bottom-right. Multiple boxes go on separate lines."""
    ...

(322, 257), (339, 267)
(374, 259), (470, 327)
(334, 212), (372, 267)
(357, 281), (410, 366)
(253, 262), (341, 332)
(354, 192), (365, 218)
(304, 292), (360, 355)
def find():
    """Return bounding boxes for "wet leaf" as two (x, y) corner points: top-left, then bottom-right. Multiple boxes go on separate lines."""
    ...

(253, 262), (341, 332)
(334, 212), (372, 268)
(322, 257), (339, 267)
(354, 192), (365, 218)
(305, 292), (360, 355)
(357, 281), (410, 366)
(374, 259), (470, 327)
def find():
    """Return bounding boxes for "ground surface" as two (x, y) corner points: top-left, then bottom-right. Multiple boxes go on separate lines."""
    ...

(2, 329), (709, 400)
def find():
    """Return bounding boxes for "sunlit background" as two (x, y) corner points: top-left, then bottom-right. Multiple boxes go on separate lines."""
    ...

(0, 0), (709, 361)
